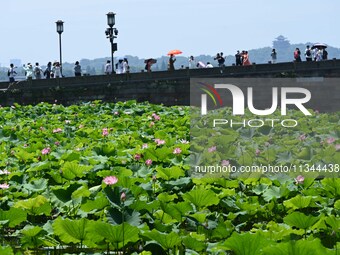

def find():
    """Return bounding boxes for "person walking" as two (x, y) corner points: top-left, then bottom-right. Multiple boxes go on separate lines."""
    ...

(116, 59), (124, 74)
(242, 51), (252, 66)
(8, 63), (17, 83)
(52, 62), (62, 78)
(188, 56), (196, 69)
(74, 61), (82, 76)
(271, 49), (277, 63)
(34, 63), (43, 79)
(214, 52), (225, 67)
(168, 54), (176, 71)
(44, 62), (52, 79)
(294, 48), (302, 62)
(123, 58), (129, 73)
(305, 45), (313, 62)
(105, 60), (112, 75)
(322, 49), (328, 60)
(23, 63), (34, 79)
(235, 50), (242, 66)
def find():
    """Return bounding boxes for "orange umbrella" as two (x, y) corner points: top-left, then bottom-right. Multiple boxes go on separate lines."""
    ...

(167, 49), (182, 56)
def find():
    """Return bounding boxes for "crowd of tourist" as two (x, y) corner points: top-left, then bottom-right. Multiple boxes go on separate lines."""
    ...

(4, 45), (332, 82)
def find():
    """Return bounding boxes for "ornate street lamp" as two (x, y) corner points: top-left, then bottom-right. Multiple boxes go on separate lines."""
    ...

(56, 20), (64, 76)
(107, 12), (115, 27)
(106, 12), (118, 74)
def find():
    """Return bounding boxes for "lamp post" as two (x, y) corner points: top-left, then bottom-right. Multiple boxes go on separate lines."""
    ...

(106, 12), (118, 74)
(56, 20), (64, 76)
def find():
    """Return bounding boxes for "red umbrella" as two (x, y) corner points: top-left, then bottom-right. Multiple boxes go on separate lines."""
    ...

(167, 49), (182, 56)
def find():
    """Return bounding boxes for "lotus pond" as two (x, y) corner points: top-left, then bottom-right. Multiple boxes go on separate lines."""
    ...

(0, 101), (339, 255)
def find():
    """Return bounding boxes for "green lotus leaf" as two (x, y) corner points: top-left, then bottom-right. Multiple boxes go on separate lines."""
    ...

(81, 192), (109, 212)
(324, 215), (340, 232)
(182, 236), (207, 252)
(182, 187), (219, 209)
(262, 185), (290, 202)
(14, 195), (51, 216)
(283, 195), (314, 210)
(156, 166), (185, 181)
(321, 178), (340, 197)
(23, 178), (48, 192)
(51, 183), (82, 206)
(334, 200), (340, 210)
(262, 238), (332, 255)
(53, 217), (101, 246)
(61, 151), (81, 161)
(142, 229), (181, 250)
(91, 222), (139, 249)
(61, 161), (93, 180)
(0, 246), (14, 255)
(160, 201), (193, 222)
(72, 185), (91, 199)
(157, 193), (178, 202)
(0, 208), (27, 228)
(106, 204), (141, 226)
(284, 212), (320, 230)
(223, 231), (269, 255)
(296, 147), (312, 160)
(26, 161), (51, 173)
(130, 200), (160, 213)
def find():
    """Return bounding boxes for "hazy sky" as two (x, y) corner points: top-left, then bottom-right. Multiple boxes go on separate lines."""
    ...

(1, 0), (339, 66)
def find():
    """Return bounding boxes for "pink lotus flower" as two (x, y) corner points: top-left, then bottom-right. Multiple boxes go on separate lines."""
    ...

(145, 159), (153, 166)
(335, 144), (340, 151)
(221, 160), (230, 166)
(173, 147), (182, 154)
(298, 134), (306, 141)
(103, 176), (118, 185)
(0, 183), (9, 189)
(120, 192), (126, 201)
(53, 128), (62, 133)
(152, 113), (161, 121)
(134, 154), (141, 161)
(208, 146), (216, 153)
(102, 128), (109, 136)
(142, 143), (148, 149)
(327, 137), (336, 144)
(155, 138), (166, 146)
(114, 111), (119, 115)
(55, 141), (60, 146)
(41, 147), (51, 155)
(255, 149), (261, 156)
(295, 175), (304, 185)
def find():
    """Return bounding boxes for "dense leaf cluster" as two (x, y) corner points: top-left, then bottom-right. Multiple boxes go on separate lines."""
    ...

(0, 101), (339, 255)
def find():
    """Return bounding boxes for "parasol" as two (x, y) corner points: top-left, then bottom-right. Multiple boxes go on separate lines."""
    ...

(144, 58), (157, 64)
(311, 43), (327, 50)
(167, 49), (182, 56)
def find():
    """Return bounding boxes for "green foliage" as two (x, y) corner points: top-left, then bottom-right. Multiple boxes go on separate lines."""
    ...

(0, 101), (338, 254)
(224, 232), (270, 255)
